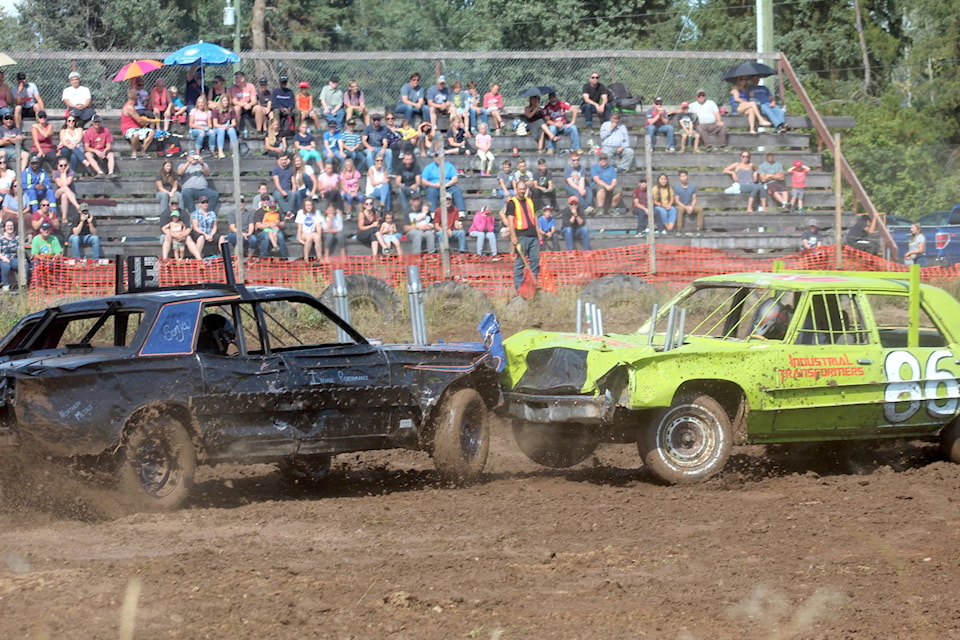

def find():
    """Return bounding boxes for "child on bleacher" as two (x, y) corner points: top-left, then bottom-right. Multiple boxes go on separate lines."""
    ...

(788, 160), (810, 213)
(495, 159), (514, 205)
(445, 114), (473, 155)
(295, 81), (322, 131)
(377, 212), (403, 255)
(475, 122), (494, 175)
(675, 102), (700, 153)
(168, 86), (187, 131)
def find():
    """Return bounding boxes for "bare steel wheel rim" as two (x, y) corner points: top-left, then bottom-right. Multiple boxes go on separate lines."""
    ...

(133, 435), (183, 498)
(661, 409), (719, 468)
(460, 403), (484, 462)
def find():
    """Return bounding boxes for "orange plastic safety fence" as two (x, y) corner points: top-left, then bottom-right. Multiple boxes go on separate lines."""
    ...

(27, 245), (960, 305)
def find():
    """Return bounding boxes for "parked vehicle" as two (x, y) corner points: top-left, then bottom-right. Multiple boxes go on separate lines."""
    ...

(888, 206), (960, 265)
(499, 268), (960, 484)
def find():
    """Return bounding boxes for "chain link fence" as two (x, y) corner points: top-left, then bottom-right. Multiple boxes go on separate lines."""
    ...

(8, 49), (778, 113)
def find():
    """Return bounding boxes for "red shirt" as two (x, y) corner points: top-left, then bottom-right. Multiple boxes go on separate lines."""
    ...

(82, 125), (113, 152)
(434, 205), (460, 230)
(542, 100), (572, 125)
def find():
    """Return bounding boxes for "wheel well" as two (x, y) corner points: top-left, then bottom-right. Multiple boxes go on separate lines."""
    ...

(118, 402), (203, 460)
(674, 380), (748, 435)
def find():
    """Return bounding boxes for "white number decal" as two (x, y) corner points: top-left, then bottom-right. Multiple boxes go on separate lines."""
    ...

(883, 350), (960, 423)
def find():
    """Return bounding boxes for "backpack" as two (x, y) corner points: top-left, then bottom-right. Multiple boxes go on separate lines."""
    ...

(237, 140), (251, 157)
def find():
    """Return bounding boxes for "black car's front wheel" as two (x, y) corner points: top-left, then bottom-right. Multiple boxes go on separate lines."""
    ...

(512, 421), (599, 468)
(116, 417), (196, 511)
(639, 394), (732, 484)
(432, 388), (489, 483)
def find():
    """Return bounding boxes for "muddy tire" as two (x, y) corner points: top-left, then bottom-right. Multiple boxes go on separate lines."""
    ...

(116, 417), (196, 511)
(432, 388), (489, 483)
(278, 455), (333, 485)
(941, 420), (960, 464)
(512, 421), (599, 468)
(320, 274), (399, 321)
(639, 394), (732, 484)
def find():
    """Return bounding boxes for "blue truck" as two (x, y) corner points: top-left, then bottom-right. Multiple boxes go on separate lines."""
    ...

(888, 206), (960, 266)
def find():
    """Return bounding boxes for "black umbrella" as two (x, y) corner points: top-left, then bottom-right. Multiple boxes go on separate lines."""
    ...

(517, 85), (557, 99)
(722, 61), (776, 82)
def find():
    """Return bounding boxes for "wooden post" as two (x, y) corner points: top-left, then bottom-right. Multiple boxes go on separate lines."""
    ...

(645, 134), (656, 274)
(834, 132), (842, 268)
(15, 139), (25, 290)
(437, 140), (450, 278)
(232, 147), (244, 281)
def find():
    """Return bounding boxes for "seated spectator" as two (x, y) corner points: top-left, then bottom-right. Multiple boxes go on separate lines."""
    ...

(417, 122), (435, 158)
(321, 202), (346, 260)
(444, 114), (473, 155)
(531, 157), (557, 210)
(688, 90), (726, 150)
(339, 119), (363, 170)
(150, 78), (171, 131)
(61, 71), (96, 125)
(362, 114), (393, 174)
(130, 77), (151, 118)
(190, 195), (220, 256)
(227, 71), (257, 135)
(599, 112), (634, 173)
(57, 114), (85, 172)
(189, 95), (214, 155)
(395, 152), (421, 214)
(178, 152), (219, 214)
(270, 75), (295, 133)
(511, 158), (534, 193)
(563, 152), (592, 210)
(580, 72), (610, 130)
(313, 160), (341, 208)
(671, 102), (700, 153)
(421, 158), (465, 212)
(844, 211), (879, 254)
(167, 85), (188, 131)
(319, 76), (344, 130)
(224, 196), (258, 258)
(537, 204), (559, 251)
(121, 89), (156, 160)
(254, 198), (287, 257)
(23, 156), (56, 216)
(31, 199), (59, 236)
(464, 81), (482, 134)
(475, 122), (494, 175)
(0, 218), (28, 288)
(30, 221), (62, 257)
(53, 158), (81, 218)
(469, 207), (497, 256)
(162, 210), (201, 260)
(29, 110), (57, 172)
(426, 76), (453, 128)
(0, 109), (21, 169)
(758, 152), (790, 211)
(562, 196), (590, 250)
(651, 173), (678, 234)
(13, 71), (44, 129)
(294, 120), (323, 166)
(729, 76), (769, 133)
(155, 159), (179, 214)
(748, 76), (787, 132)
(206, 75), (227, 105)
(495, 159), (515, 205)
(674, 170), (703, 233)
(376, 211), (402, 255)
(296, 197), (323, 259)
(253, 78), (272, 136)
(481, 82), (504, 132)
(339, 158), (362, 216)
(365, 153), (391, 212)
(68, 202), (100, 259)
(645, 97), (675, 151)
(271, 153), (299, 214)
(291, 154), (314, 209)
(522, 95), (546, 137)
(343, 80), (368, 126)
(0, 157), (17, 220)
(434, 195), (466, 252)
(320, 120), (343, 167)
(632, 177), (651, 233)
(722, 151), (763, 213)
(395, 73), (430, 126)
(295, 81), (321, 131)
(263, 118), (288, 158)
(210, 92), (238, 158)
(541, 92), (580, 154)
(356, 196), (382, 255)
(590, 153), (621, 215)
(405, 198), (435, 254)
(82, 115), (116, 176)
(801, 218), (822, 251)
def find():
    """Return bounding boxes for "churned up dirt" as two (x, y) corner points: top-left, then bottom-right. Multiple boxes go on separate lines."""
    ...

(2, 416), (960, 639)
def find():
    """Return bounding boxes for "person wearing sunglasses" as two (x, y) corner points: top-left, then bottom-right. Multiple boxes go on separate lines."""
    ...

(0, 107), (23, 167)
(53, 158), (82, 218)
(580, 72), (610, 130)
(14, 71), (45, 129)
(722, 151), (764, 213)
(28, 110), (57, 172)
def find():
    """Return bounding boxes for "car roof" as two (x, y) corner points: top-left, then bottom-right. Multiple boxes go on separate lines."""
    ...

(694, 271), (921, 294)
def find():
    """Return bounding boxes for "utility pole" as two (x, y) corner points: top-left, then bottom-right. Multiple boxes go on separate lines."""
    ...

(757, 0), (774, 64)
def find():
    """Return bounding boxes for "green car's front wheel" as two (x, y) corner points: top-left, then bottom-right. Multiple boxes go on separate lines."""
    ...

(639, 394), (732, 484)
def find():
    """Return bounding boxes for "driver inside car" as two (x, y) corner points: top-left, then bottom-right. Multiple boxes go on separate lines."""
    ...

(196, 314), (235, 355)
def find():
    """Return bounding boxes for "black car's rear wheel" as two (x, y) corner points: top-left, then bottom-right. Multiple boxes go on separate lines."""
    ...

(278, 455), (333, 485)
(117, 417), (196, 511)
(432, 388), (489, 483)
(512, 421), (599, 468)
(639, 394), (732, 484)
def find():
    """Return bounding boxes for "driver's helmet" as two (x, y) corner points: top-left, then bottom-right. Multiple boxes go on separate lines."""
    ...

(751, 298), (791, 340)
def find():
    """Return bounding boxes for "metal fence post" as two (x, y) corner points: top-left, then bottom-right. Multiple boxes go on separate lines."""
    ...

(407, 265), (427, 345)
(332, 269), (351, 343)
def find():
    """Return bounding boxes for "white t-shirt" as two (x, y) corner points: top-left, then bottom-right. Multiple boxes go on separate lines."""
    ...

(62, 85), (92, 108)
(0, 168), (14, 192)
(688, 99), (719, 125)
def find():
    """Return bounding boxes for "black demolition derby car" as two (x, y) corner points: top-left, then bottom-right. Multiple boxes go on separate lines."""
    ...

(0, 258), (501, 511)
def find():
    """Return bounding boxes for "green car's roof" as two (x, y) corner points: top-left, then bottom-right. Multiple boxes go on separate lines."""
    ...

(695, 271), (918, 293)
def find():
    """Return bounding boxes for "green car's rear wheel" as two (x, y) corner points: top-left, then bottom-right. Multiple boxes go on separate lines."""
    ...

(512, 421), (599, 468)
(639, 394), (732, 484)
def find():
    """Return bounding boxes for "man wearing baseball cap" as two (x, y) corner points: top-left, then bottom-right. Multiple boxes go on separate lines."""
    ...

(645, 96), (675, 152)
(270, 75), (295, 121)
(319, 75), (344, 130)
(62, 70), (97, 125)
(13, 71), (44, 128)
(801, 218), (821, 250)
(562, 195), (590, 250)
(228, 71), (257, 135)
(30, 221), (62, 257)
(68, 202), (100, 259)
(426, 75), (452, 128)
(687, 89), (726, 150)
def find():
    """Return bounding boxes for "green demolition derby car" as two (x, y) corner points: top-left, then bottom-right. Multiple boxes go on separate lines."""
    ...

(500, 268), (960, 484)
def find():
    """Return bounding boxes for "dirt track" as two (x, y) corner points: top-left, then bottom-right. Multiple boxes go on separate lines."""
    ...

(2, 417), (960, 640)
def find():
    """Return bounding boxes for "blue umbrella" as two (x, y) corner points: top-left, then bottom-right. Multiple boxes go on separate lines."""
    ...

(163, 41), (240, 66)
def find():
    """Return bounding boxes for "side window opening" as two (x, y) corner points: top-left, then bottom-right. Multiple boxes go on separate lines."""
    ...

(796, 292), (867, 345)
(867, 294), (946, 348)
